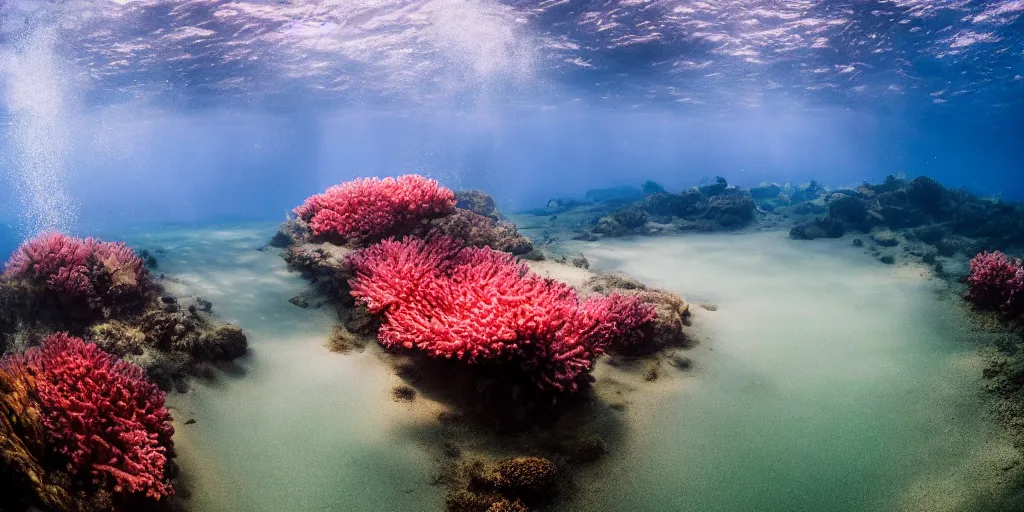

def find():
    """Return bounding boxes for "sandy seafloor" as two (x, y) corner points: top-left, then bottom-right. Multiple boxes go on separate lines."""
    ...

(109, 222), (1019, 512)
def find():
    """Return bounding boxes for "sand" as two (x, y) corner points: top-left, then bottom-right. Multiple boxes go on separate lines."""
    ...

(109, 224), (1017, 511)
(559, 231), (1016, 512)
(116, 223), (446, 511)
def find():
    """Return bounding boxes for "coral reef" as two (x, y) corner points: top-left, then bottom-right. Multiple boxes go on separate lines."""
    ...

(561, 177), (759, 239)
(968, 251), (1024, 317)
(347, 236), (656, 392)
(294, 175), (456, 244)
(4, 233), (149, 320)
(1, 234), (248, 393)
(0, 333), (175, 510)
(281, 177), (700, 512)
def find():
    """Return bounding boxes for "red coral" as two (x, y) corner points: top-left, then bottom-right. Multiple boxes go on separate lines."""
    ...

(4, 233), (149, 306)
(0, 333), (175, 500)
(968, 251), (1024, 316)
(347, 237), (656, 392)
(295, 175), (456, 244)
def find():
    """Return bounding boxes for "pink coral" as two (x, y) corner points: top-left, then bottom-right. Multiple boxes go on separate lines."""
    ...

(347, 237), (656, 392)
(4, 233), (149, 306)
(968, 251), (1024, 317)
(295, 175), (456, 244)
(0, 333), (175, 499)
(4, 233), (96, 296)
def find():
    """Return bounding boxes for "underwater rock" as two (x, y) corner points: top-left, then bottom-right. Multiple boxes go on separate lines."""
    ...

(698, 176), (729, 197)
(610, 207), (649, 232)
(751, 183), (783, 200)
(936, 236), (983, 257)
(669, 354), (693, 370)
(641, 191), (705, 221)
(867, 175), (906, 194)
(428, 209), (534, 255)
(705, 194), (756, 228)
(493, 457), (558, 504)
(852, 238), (864, 247)
(827, 194), (869, 227)
(268, 219), (309, 249)
(910, 225), (946, 245)
(139, 249), (159, 270)
(871, 231), (900, 247)
(569, 254), (590, 269)
(879, 255), (896, 265)
(790, 217), (845, 240)
(455, 190), (502, 221)
(90, 321), (147, 357)
(792, 202), (827, 216)
(327, 325), (367, 354)
(906, 176), (947, 216)
(571, 232), (600, 242)
(592, 216), (627, 237)
(790, 180), (827, 203)
(391, 385), (417, 402)
(642, 180), (666, 195)
(560, 435), (607, 464)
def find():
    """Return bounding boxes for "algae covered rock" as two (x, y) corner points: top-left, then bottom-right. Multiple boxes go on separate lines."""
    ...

(698, 176), (729, 197)
(705, 194), (756, 228)
(790, 217), (845, 240)
(751, 183), (783, 200)
(494, 457), (558, 503)
(827, 194), (869, 227)
(428, 209), (534, 255)
(642, 191), (705, 220)
(455, 190), (501, 221)
(906, 176), (946, 216)
(642, 180), (666, 195)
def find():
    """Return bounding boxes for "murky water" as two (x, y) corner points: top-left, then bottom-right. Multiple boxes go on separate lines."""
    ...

(113, 225), (1013, 512)
(118, 223), (444, 512)
(566, 232), (1012, 512)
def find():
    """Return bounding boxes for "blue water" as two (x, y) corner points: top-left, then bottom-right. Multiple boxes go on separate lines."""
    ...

(0, 1), (1021, 238)
(1, 2), (1024, 511)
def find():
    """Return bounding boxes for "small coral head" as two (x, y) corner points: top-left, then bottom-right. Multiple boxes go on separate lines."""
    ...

(2, 332), (175, 500)
(294, 175), (456, 244)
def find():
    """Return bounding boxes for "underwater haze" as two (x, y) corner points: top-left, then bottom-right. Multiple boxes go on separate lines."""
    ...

(1, 0), (1023, 239)
(2, 2), (1024, 512)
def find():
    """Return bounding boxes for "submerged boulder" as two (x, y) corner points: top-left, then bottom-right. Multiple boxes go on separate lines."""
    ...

(905, 176), (946, 217)
(790, 217), (845, 240)
(705, 194), (756, 228)
(642, 180), (666, 195)
(827, 194), (869, 228)
(642, 192), (702, 220)
(751, 183), (783, 200)
(454, 190), (501, 221)
(698, 176), (729, 197)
